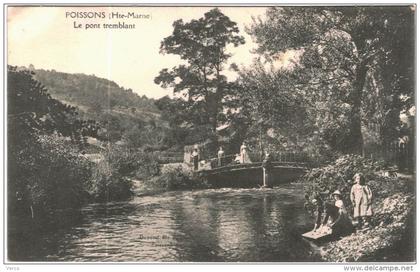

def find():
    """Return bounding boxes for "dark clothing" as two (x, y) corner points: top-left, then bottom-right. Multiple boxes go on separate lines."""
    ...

(322, 204), (340, 225)
(323, 203), (354, 237)
(314, 204), (323, 229)
(217, 158), (223, 167)
(192, 154), (199, 171)
(262, 154), (273, 169)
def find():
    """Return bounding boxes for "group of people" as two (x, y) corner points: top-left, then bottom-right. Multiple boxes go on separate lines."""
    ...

(191, 142), (252, 171)
(312, 173), (373, 238)
(218, 142), (252, 167)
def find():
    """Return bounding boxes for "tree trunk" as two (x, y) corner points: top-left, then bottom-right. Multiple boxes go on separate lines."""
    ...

(344, 62), (368, 155)
(210, 111), (218, 134)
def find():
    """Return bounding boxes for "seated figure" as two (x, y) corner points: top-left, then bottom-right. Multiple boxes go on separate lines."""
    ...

(322, 202), (354, 238)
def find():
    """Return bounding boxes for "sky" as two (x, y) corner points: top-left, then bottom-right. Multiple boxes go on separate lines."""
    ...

(7, 6), (269, 99)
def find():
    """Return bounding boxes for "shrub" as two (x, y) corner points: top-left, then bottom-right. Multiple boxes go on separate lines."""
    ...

(88, 159), (133, 202)
(301, 154), (385, 211)
(150, 164), (208, 190)
(105, 146), (160, 179)
(8, 134), (92, 231)
(86, 146), (149, 202)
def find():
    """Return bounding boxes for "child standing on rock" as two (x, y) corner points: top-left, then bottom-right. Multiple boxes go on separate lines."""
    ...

(350, 173), (373, 229)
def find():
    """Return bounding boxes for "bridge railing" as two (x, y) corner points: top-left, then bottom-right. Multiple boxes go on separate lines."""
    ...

(209, 154), (237, 168)
(207, 151), (311, 169)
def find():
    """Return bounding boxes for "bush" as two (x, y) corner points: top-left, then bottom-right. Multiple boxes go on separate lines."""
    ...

(300, 154), (385, 211)
(150, 164), (208, 190)
(8, 134), (92, 231)
(105, 146), (160, 179)
(86, 146), (163, 202)
(88, 159), (133, 202)
(87, 147), (142, 202)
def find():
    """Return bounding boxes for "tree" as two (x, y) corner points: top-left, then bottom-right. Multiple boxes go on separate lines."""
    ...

(248, 6), (414, 155)
(155, 96), (188, 128)
(7, 67), (98, 242)
(154, 96), (190, 146)
(8, 66), (99, 146)
(154, 8), (245, 136)
(234, 62), (313, 151)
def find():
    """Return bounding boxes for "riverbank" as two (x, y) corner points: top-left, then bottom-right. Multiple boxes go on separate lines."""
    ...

(319, 175), (415, 262)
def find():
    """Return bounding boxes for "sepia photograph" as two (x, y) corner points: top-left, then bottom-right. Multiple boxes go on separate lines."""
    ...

(4, 4), (416, 265)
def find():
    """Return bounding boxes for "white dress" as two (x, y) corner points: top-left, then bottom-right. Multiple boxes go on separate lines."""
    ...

(240, 144), (251, 163)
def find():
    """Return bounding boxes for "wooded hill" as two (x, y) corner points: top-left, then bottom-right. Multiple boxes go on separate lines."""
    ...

(21, 66), (165, 146)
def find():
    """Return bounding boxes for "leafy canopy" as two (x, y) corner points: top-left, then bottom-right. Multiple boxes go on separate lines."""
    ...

(247, 6), (414, 154)
(155, 8), (245, 134)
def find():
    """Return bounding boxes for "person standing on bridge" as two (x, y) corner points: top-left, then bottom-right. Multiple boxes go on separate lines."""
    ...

(240, 142), (251, 163)
(217, 147), (225, 167)
(262, 151), (273, 188)
(192, 148), (199, 171)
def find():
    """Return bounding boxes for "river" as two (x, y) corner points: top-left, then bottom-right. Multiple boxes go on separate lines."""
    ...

(14, 183), (321, 262)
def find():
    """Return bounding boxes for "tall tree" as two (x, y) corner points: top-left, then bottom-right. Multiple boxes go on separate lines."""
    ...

(154, 8), (245, 136)
(248, 6), (415, 155)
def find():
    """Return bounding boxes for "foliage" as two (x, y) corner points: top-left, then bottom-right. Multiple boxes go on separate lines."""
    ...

(233, 61), (323, 157)
(8, 67), (101, 245)
(320, 187), (415, 262)
(105, 146), (160, 179)
(8, 66), (100, 146)
(87, 159), (133, 202)
(301, 153), (415, 262)
(150, 165), (208, 190)
(154, 96), (190, 146)
(8, 66), (98, 220)
(301, 154), (384, 210)
(33, 68), (158, 113)
(247, 7), (415, 154)
(8, 134), (92, 226)
(155, 96), (189, 127)
(123, 122), (167, 149)
(155, 8), (245, 134)
(86, 145), (162, 201)
(7, 67), (134, 239)
(31, 67), (163, 147)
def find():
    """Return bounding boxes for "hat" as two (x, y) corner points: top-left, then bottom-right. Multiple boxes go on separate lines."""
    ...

(332, 190), (341, 196)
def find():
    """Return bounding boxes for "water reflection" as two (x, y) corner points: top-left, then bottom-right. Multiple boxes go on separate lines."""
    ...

(17, 183), (320, 262)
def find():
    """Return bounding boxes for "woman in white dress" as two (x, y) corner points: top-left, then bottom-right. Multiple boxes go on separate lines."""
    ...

(240, 142), (251, 163)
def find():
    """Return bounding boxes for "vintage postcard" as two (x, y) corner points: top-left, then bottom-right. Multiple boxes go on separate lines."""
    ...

(4, 4), (416, 267)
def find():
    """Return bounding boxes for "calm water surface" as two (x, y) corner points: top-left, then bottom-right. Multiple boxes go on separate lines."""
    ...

(19, 183), (320, 262)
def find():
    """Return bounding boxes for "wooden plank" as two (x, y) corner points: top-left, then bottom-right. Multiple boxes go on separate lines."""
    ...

(302, 227), (332, 240)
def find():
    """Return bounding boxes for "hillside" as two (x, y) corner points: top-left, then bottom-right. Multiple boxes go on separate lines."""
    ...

(32, 68), (159, 115)
(21, 66), (167, 146)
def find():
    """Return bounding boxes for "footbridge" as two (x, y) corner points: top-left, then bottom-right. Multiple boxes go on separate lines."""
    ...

(198, 161), (308, 188)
